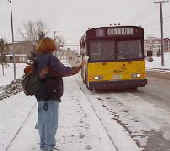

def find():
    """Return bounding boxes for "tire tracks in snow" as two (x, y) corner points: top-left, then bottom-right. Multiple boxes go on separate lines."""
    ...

(74, 75), (140, 151)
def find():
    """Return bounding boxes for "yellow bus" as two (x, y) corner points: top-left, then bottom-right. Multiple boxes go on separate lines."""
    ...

(80, 26), (147, 90)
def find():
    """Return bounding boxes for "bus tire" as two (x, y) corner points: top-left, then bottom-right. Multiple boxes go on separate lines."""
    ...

(86, 81), (93, 90)
(130, 87), (138, 91)
(86, 83), (93, 90)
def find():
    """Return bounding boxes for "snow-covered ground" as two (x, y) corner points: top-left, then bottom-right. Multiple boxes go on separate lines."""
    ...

(146, 52), (170, 70)
(0, 93), (36, 151)
(0, 74), (139, 151)
(0, 63), (26, 86)
(0, 61), (140, 151)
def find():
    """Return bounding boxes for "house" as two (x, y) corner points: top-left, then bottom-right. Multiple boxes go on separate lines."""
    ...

(144, 37), (170, 56)
(7, 41), (35, 63)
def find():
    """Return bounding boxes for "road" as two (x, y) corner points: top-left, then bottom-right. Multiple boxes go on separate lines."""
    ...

(136, 77), (170, 151)
(74, 74), (170, 151)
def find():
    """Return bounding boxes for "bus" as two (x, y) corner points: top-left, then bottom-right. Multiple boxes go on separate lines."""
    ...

(80, 26), (147, 90)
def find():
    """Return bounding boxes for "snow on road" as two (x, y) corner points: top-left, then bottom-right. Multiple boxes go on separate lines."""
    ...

(74, 73), (170, 150)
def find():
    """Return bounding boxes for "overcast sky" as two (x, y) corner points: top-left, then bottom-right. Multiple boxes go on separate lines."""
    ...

(0, 0), (170, 44)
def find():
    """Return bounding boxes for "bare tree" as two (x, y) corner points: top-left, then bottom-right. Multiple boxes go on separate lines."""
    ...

(18, 20), (47, 41)
(18, 20), (65, 52)
(0, 39), (9, 76)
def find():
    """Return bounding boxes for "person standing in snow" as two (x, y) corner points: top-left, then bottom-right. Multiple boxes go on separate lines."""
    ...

(29, 37), (84, 151)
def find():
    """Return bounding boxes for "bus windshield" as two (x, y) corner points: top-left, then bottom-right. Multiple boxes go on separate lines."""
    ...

(89, 40), (143, 61)
(89, 40), (115, 61)
(117, 40), (143, 60)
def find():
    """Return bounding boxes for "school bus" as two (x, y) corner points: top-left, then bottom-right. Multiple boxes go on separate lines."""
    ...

(80, 26), (147, 90)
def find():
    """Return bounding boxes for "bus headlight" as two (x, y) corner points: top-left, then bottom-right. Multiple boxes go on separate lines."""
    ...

(131, 73), (141, 78)
(94, 75), (103, 80)
(136, 74), (141, 78)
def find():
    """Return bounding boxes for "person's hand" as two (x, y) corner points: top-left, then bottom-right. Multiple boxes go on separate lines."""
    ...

(80, 60), (86, 68)
(71, 60), (86, 75)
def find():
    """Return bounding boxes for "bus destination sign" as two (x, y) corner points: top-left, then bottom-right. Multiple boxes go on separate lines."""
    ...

(107, 27), (134, 36)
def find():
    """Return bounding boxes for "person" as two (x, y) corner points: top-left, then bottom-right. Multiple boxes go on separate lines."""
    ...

(29, 37), (84, 151)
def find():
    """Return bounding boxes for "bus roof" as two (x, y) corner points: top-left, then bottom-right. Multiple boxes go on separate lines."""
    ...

(80, 26), (144, 41)
(86, 25), (143, 32)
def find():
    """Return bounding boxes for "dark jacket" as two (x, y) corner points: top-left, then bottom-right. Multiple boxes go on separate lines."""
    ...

(35, 53), (73, 102)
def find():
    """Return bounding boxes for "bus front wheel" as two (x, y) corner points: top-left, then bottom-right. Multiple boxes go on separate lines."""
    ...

(86, 81), (93, 90)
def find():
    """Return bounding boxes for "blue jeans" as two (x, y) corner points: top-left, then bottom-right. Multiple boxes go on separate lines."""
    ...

(38, 101), (59, 151)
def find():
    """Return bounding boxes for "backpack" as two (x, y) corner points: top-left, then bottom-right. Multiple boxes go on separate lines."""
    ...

(22, 63), (42, 96)
(22, 54), (64, 100)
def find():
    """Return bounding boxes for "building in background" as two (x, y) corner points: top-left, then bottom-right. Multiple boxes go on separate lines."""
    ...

(7, 41), (34, 63)
(7, 40), (63, 63)
(144, 37), (170, 56)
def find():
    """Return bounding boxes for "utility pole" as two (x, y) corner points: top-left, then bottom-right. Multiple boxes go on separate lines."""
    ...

(154, 0), (168, 66)
(8, 0), (16, 80)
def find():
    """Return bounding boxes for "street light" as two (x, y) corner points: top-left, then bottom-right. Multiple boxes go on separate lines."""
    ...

(8, 0), (16, 80)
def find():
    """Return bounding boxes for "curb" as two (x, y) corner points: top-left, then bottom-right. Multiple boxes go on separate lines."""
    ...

(147, 71), (170, 80)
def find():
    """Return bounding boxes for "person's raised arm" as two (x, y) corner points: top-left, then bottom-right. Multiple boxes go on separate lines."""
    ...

(49, 55), (85, 77)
